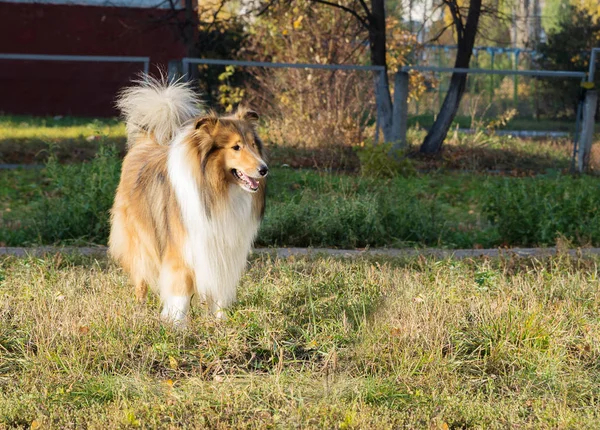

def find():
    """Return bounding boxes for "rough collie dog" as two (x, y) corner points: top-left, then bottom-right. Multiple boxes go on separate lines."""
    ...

(109, 76), (267, 327)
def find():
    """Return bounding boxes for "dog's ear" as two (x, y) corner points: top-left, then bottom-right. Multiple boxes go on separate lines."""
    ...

(195, 116), (219, 133)
(243, 110), (259, 122)
(235, 107), (259, 123)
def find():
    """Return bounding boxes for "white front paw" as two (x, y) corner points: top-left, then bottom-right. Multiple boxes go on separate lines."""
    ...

(161, 296), (190, 328)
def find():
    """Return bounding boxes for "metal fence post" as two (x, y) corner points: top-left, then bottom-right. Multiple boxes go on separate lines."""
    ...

(375, 69), (393, 144)
(181, 58), (190, 81)
(513, 49), (520, 110)
(392, 71), (409, 149)
(577, 90), (598, 173)
(588, 48), (599, 82)
(167, 60), (183, 81)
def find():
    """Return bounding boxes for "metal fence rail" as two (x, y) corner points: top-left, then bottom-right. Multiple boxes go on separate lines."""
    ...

(180, 56), (597, 172)
(181, 57), (385, 73)
(397, 66), (595, 172)
(400, 65), (587, 79)
(0, 53), (150, 74)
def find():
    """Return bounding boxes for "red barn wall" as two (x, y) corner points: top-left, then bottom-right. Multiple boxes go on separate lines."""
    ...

(0, 2), (188, 116)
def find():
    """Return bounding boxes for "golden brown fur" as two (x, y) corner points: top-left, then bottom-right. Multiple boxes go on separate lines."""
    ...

(109, 78), (267, 325)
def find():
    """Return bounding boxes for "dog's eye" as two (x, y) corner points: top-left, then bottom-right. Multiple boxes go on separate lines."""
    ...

(232, 145), (241, 151)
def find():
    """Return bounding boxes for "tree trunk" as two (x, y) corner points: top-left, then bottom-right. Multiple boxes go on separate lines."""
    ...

(183, 0), (198, 80)
(184, 0), (196, 57)
(419, 0), (482, 154)
(369, 0), (394, 143)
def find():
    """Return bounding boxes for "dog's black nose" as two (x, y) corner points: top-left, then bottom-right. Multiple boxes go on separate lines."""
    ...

(258, 165), (269, 177)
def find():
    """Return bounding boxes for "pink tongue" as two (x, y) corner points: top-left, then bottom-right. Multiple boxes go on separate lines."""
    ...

(240, 171), (259, 189)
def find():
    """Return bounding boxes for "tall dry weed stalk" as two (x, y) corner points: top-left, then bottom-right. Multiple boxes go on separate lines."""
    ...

(240, 2), (375, 148)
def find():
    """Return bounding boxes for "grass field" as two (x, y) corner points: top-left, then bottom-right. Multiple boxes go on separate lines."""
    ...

(2, 116), (600, 428)
(1, 252), (599, 428)
(3, 151), (600, 249)
(0, 116), (126, 164)
(407, 114), (600, 134)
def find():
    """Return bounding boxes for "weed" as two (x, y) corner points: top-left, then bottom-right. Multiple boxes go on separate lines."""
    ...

(483, 175), (600, 246)
(354, 141), (417, 178)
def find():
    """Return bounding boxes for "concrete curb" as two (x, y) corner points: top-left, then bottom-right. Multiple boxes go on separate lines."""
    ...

(2, 246), (600, 260)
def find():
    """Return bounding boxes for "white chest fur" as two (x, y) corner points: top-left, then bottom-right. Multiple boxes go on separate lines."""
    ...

(167, 137), (260, 311)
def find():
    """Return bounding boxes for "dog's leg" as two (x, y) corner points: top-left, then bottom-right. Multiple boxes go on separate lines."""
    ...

(161, 294), (191, 328)
(159, 259), (193, 328)
(134, 279), (148, 302)
(206, 296), (230, 320)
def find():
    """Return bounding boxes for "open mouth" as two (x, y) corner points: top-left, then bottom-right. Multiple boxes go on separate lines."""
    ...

(232, 169), (260, 192)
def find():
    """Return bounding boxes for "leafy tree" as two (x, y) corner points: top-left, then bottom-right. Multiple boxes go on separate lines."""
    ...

(245, 0), (423, 147)
(305, 0), (399, 144)
(536, 4), (600, 116)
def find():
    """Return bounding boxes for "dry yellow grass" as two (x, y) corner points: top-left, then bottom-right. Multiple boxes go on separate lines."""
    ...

(1, 252), (599, 428)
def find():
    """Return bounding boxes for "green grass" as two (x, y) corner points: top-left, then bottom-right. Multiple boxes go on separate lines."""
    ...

(0, 115), (123, 135)
(258, 167), (497, 248)
(0, 115), (126, 164)
(1, 115), (598, 249)
(2, 145), (600, 249)
(1, 253), (599, 427)
(0, 151), (499, 248)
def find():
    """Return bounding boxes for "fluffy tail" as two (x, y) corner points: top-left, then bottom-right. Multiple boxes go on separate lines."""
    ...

(116, 74), (202, 147)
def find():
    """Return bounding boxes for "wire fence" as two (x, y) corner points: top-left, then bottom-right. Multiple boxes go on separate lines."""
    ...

(403, 66), (587, 129)
(177, 57), (596, 170)
(179, 57), (589, 135)
(179, 57), (382, 151)
(0, 52), (597, 170)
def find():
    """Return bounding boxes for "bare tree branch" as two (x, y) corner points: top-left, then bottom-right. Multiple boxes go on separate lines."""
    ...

(427, 21), (455, 44)
(355, 0), (372, 21)
(256, 0), (278, 16)
(309, 0), (370, 29)
(413, 2), (445, 39)
(203, 0), (229, 33)
(340, 35), (369, 63)
(443, 0), (464, 41)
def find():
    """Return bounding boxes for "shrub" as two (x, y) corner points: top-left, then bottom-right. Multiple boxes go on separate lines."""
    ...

(31, 145), (120, 245)
(240, 2), (375, 148)
(483, 176), (600, 246)
(354, 142), (417, 178)
(257, 174), (473, 248)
